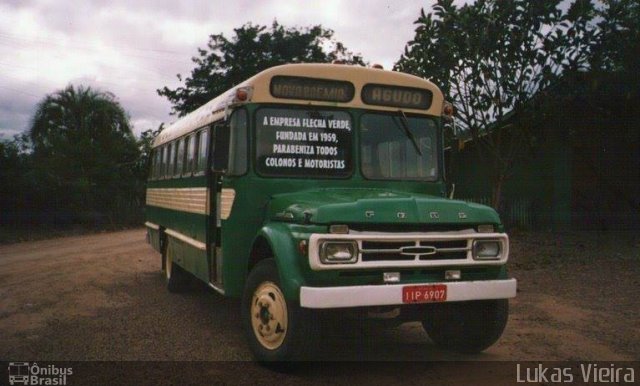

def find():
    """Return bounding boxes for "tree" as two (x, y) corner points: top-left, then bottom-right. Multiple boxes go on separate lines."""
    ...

(0, 134), (33, 225)
(589, 0), (640, 75)
(158, 21), (365, 116)
(559, 0), (640, 227)
(395, 0), (593, 210)
(133, 123), (164, 206)
(29, 85), (140, 225)
(136, 123), (164, 181)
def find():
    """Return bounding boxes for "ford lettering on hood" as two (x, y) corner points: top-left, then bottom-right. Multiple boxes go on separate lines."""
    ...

(267, 188), (501, 225)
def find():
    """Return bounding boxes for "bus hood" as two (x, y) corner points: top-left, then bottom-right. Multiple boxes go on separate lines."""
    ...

(267, 188), (500, 226)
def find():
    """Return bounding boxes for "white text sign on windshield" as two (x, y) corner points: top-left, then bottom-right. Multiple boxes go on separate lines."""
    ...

(256, 108), (353, 178)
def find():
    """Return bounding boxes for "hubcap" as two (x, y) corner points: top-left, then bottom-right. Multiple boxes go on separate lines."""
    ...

(251, 281), (288, 350)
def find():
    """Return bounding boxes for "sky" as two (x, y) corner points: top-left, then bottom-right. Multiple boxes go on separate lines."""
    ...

(0, 0), (437, 140)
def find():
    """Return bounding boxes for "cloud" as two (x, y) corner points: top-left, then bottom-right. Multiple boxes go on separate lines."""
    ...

(0, 1), (433, 138)
(0, 127), (25, 141)
(0, 78), (42, 138)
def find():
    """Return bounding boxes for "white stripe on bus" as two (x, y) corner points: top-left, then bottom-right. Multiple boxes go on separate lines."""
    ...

(165, 228), (207, 251)
(146, 188), (208, 215)
(144, 221), (160, 230)
(220, 188), (235, 220)
(147, 187), (236, 221)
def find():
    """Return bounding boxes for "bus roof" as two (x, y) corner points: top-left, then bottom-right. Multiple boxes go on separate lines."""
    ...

(154, 63), (444, 147)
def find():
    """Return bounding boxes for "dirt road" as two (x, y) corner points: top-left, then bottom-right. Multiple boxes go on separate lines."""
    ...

(0, 229), (638, 384)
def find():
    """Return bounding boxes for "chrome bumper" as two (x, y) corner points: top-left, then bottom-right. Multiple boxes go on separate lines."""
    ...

(299, 278), (517, 309)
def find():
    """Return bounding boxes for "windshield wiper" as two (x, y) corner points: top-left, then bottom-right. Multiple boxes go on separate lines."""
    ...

(393, 110), (422, 156)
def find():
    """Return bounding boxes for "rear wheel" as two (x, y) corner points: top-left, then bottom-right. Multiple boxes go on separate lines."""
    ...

(421, 299), (509, 353)
(163, 247), (190, 293)
(242, 259), (317, 362)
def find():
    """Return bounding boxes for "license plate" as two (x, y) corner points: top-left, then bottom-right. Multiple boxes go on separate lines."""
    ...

(402, 284), (447, 304)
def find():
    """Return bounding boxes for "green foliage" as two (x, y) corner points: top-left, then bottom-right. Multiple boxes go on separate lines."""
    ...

(395, 0), (594, 209)
(158, 21), (365, 116)
(27, 85), (141, 226)
(397, 0), (594, 133)
(136, 123), (164, 179)
(0, 134), (32, 219)
(589, 0), (640, 75)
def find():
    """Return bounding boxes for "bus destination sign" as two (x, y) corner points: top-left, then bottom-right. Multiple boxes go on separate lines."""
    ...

(270, 76), (355, 103)
(362, 84), (432, 109)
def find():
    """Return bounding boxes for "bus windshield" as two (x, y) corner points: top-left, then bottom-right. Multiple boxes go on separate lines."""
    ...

(361, 112), (438, 181)
(256, 107), (353, 178)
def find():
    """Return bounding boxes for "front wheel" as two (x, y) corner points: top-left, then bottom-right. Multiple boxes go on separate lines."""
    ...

(242, 259), (317, 362)
(421, 299), (509, 354)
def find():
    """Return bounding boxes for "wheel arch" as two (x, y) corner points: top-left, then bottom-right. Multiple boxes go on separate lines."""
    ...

(248, 235), (272, 274)
(247, 223), (306, 301)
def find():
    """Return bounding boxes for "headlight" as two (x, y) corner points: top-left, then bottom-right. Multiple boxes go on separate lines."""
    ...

(320, 241), (358, 264)
(472, 240), (501, 260)
(477, 224), (495, 233)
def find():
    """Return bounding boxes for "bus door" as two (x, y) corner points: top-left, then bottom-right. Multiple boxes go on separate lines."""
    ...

(209, 122), (230, 287)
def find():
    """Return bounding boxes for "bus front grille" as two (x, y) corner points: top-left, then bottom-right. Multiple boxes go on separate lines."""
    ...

(360, 239), (469, 262)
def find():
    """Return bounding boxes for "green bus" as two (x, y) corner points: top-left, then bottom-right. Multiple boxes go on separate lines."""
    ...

(145, 63), (517, 361)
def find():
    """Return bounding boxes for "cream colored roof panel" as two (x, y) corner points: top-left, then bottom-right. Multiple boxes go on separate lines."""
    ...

(154, 63), (443, 147)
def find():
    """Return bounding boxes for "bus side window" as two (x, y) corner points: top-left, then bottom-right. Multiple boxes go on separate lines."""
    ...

(148, 149), (155, 180)
(193, 132), (201, 172)
(155, 146), (164, 180)
(197, 129), (209, 174)
(157, 146), (163, 179)
(157, 148), (163, 180)
(151, 149), (158, 180)
(212, 123), (229, 173)
(166, 142), (174, 178)
(175, 138), (185, 178)
(152, 149), (157, 180)
(228, 109), (247, 175)
(185, 134), (195, 176)
(161, 145), (167, 179)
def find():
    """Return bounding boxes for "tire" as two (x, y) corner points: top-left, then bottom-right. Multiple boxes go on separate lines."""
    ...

(164, 247), (191, 293)
(421, 299), (509, 354)
(242, 258), (317, 362)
